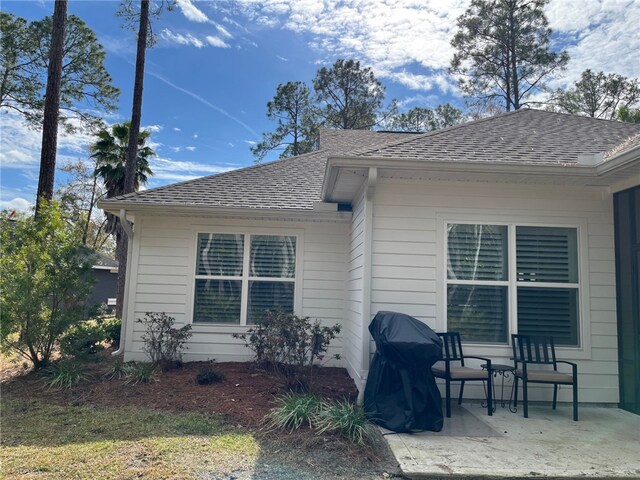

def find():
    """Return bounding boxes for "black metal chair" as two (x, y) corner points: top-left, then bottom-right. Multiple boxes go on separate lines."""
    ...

(511, 334), (578, 421)
(431, 332), (493, 417)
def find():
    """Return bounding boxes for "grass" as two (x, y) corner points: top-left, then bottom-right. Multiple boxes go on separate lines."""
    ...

(44, 360), (90, 389)
(265, 393), (324, 431)
(315, 399), (377, 446)
(0, 398), (259, 479)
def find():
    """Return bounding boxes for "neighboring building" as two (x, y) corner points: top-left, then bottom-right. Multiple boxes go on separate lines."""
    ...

(99, 109), (640, 414)
(90, 253), (118, 312)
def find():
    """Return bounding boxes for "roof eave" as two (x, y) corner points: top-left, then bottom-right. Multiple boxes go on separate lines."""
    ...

(97, 200), (352, 223)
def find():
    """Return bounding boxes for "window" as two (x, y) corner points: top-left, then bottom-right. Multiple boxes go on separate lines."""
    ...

(446, 223), (580, 346)
(194, 233), (296, 325)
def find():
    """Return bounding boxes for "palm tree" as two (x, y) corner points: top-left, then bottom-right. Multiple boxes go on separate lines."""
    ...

(92, 122), (154, 319)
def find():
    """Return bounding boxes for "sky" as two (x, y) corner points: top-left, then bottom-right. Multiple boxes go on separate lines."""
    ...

(1, 0), (639, 212)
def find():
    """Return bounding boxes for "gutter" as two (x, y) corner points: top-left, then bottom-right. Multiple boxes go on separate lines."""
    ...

(112, 209), (133, 357)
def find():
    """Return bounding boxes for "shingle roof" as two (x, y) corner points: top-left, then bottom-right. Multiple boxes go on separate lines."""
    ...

(102, 110), (640, 211)
(356, 109), (640, 164)
(604, 132), (640, 159)
(105, 129), (411, 211)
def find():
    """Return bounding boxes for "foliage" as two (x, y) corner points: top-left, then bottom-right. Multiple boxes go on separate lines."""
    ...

(265, 393), (324, 431)
(0, 11), (119, 130)
(137, 312), (192, 369)
(233, 310), (341, 391)
(314, 399), (376, 446)
(91, 121), (155, 318)
(553, 69), (640, 120)
(122, 361), (157, 385)
(0, 201), (95, 369)
(618, 105), (640, 124)
(266, 394), (375, 445)
(103, 359), (128, 380)
(59, 320), (107, 362)
(196, 361), (226, 385)
(55, 159), (114, 256)
(102, 316), (122, 348)
(314, 58), (392, 129)
(251, 81), (319, 160)
(450, 0), (569, 112)
(390, 104), (464, 132)
(44, 360), (90, 389)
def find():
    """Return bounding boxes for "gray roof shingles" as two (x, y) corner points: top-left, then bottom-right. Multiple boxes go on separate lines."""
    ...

(103, 110), (640, 211)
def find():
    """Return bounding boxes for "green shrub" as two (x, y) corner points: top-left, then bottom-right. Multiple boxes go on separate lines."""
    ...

(196, 362), (225, 385)
(101, 317), (121, 348)
(59, 320), (106, 362)
(44, 360), (89, 389)
(315, 399), (376, 446)
(137, 312), (192, 370)
(233, 310), (341, 391)
(122, 362), (157, 385)
(265, 393), (324, 431)
(0, 202), (95, 369)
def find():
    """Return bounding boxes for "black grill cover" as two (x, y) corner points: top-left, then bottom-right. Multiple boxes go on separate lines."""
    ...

(363, 311), (443, 432)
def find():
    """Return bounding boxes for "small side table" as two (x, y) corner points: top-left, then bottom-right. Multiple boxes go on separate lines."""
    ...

(481, 363), (515, 411)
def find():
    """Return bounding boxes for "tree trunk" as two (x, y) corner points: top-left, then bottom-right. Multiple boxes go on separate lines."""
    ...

(115, 226), (127, 320)
(35, 0), (67, 217)
(123, 0), (149, 195)
(117, 0), (149, 318)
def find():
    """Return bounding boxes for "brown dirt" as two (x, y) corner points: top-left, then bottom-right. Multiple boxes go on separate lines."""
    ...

(1, 351), (404, 479)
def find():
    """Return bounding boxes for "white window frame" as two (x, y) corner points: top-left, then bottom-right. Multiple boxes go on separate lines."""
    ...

(437, 214), (590, 356)
(191, 230), (301, 327)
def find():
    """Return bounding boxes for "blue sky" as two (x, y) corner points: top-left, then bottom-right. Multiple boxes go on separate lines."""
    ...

(1, 0), (639, 211)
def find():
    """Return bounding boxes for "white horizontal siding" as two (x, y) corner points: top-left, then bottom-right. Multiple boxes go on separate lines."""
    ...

(371, 179), (619, 404)
(124, 214), (348, 365)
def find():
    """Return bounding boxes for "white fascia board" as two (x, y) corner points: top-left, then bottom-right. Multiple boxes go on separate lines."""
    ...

(97, 201), (352, 223)
(596, 144), (640, 175)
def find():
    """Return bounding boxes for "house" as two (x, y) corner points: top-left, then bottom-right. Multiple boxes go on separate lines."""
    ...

(89, 253), (118, 312)
(99, 109), (640, 414)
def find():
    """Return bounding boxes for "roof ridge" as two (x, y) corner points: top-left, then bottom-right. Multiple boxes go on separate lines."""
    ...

(351, 109), (525, 157)
(111, 149), (329, 202)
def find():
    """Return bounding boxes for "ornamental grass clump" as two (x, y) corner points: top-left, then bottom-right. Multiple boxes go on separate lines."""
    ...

(314, 399), (376, 446)
(265, 393), (324, 431)
(122, 362), (157, 386)
(44, 360), (90, 389)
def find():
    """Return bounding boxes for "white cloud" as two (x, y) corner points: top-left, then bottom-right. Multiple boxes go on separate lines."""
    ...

(176, 0), (211, 23)
(173, 127), (182, 132)
(161, 29), (204, 48)
(0, 197), (32, 212)
(229, 0), (638, 94)
(228, 142), (235, 148)
(276, 55), (289, 62)
(244, 140), (257, 146)
(193, 133), (199, 139)
(170, 146), (182, 153)
(205, 35), (230, 48)
(143, 124), (163, 133)
(185, 146), (196, 151)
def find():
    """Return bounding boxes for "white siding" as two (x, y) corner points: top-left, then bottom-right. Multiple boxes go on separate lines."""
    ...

(124, 215), (348, 363)
(371, 179), (618, 404)
(344, 186), (368, 386)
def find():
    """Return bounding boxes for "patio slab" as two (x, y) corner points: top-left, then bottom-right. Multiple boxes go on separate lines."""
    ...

(383, 404), (640, 479)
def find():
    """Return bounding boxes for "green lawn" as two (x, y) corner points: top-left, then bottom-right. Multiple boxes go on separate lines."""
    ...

(0, 398), (260, 479)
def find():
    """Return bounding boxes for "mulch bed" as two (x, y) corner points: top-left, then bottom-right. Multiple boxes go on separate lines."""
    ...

(1, 351), (359, 429)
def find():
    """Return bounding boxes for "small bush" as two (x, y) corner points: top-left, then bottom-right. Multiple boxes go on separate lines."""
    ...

(138, 312), (192, 370)
(59, 321), (106, 362)
(315, 399), (376, 446)
(233, 310), (341, 391)
(196, 362), (225, 385)
(44, 360), (89, 389)
(122, 362), (157, 385)
(101, 317), (122, 348)
(265, 393), (324, 431)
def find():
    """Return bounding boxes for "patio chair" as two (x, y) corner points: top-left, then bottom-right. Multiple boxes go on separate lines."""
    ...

(511, 334), (578, 421)
(431, 332), (493, 417)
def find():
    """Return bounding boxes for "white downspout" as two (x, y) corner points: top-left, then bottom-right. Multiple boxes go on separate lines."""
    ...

(112, 209), (134, 356)
(358, 167), (377, 401)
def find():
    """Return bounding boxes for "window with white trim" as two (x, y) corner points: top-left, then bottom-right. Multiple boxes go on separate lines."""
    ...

(193, 233), (296, 325)
(446, 223), (580, 346)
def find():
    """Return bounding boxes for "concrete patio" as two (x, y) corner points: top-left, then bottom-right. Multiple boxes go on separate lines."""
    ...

(383, 403), (640, 479)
